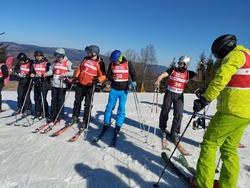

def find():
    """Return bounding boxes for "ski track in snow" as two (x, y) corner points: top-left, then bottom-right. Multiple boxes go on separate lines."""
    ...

(0, 91), (249, 188)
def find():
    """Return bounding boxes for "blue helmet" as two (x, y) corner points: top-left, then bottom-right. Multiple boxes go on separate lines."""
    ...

(110, 50), (122, 62)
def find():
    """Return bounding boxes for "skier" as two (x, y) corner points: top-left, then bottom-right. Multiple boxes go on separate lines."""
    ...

(30, 50), (51, 119)
(155, 56), (203, 149)
(46, 48), (74, 122)
(98, 50), (136, 146)
(71, 45), (106, 129)
(0, 46), (9, 112)
(14, 53), (33, 116)
(193, 35), (250, 188)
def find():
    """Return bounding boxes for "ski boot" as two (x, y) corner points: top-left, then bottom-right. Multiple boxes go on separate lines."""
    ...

(110, 126), (120, 147)
(70, 116), (78, 125)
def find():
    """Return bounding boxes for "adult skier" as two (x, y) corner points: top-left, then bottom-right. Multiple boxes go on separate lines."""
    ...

(0, 46), (9, 112)
(30, 50), (51, 119)
(193, 35), (250, 188)
(14, 53), (33, 116)
(47, 48), (74, 122)
(97, 50), (136, 146)
(155, 56), (203, 151)
(71, 45), (106, 129)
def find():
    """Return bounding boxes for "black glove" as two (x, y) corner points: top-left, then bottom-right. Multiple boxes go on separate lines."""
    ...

(193, 96), (210, 112)
(93, 77), (99, 84)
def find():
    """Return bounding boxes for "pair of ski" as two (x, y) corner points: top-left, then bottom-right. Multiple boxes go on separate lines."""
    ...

(162, 131), (190, 156)
(32, 120), (60, 134)
(161, 152), (220, 188)
(6, 114), (31, 126)
(91, 127), (118, 148)
(50, 121), (87, 142)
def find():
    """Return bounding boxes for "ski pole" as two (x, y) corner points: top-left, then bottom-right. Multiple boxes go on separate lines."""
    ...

(152, 87), (159, 147)
(153, 113), (196, 187)
(40, 79), (46, 119)
(20, 78), (33, 113)
(215, 156), (221, 173)
(132, 88), (146, 133)
(84, 81), (96, 139)
(146, 87), (158, 143)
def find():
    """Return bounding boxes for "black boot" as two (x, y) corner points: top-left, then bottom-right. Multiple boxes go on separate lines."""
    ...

(110, 126), (120, 147)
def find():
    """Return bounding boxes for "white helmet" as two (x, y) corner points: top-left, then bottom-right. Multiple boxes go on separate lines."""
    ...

(178, 55), (191, 65)
(55, 48), (65, 55)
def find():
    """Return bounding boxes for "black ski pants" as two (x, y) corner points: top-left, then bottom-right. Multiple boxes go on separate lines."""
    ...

(17, 79), (32, 112)
(33, 81), (49, 117)
(72, 83), (94, 122)
(159, 90), (184, 134)
(50, 87), (66, 121)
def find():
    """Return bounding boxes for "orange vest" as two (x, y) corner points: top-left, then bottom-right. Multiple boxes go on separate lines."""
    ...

(78, 59), (99, 86)
(227, 51), (250, 89)
(53, 60), (68, 77)
(111, 61), (129, 82)
(167, 69), (189, 94)
(0, 63), (4, 77)
(33, 61), (47, 75)
(19, 63), (30, 75)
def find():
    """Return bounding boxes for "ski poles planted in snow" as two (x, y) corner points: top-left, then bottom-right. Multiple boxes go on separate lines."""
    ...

(132, 87), (146, 134)
(153, 113), (196, 187)
(146, 87), (159, 146)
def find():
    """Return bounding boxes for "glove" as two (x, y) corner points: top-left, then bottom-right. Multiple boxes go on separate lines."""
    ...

(93, 77), (99, 84)
(193, 96), (210, 112)
(130, 81), (137, 89)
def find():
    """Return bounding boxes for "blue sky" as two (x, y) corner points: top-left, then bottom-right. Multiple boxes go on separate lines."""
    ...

(1, 0), (250, 70)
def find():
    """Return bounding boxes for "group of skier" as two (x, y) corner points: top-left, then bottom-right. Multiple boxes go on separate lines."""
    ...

(0, 33), (249, 188)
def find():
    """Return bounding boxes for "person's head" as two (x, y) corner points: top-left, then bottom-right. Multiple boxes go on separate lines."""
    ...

(211, 34), (237, 59)
(54, 48), (65, 61)
(177, 55), (191, 72)
(17, 52), (28, 64)
(34, 50), (44, 61)
(85, 45), (100, 60)
(110, 50), (123, 64)
(0, 46), (7, 63)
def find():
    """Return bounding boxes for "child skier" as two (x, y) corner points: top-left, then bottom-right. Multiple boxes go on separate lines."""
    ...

(71, 45), (106, 129)
(15, 52), (33, 116)
(96, 50), (136, 146)
(47, 48), (74, 122)
(30, 50), (51, 120)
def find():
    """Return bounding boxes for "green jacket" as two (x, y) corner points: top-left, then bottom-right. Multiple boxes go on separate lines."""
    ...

(203, 45), (250, 119)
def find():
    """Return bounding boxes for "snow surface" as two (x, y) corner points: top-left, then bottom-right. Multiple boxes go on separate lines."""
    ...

(0, 91), (249, 188)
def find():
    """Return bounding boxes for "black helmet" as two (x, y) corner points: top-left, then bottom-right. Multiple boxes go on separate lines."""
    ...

(211, 34), (237, 59)
(85, 45), (100, 56)
(34, 50), (44, 57)
(17, 52), (28, 61)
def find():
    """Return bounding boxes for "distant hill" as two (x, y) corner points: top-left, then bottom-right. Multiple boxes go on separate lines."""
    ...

(2, 41), (167, 91)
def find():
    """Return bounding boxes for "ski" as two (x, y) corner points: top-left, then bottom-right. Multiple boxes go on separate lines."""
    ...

(161, 152), (192, 187)
(162, 137), (171, 151)
(32, 122), (51, 133)
(6, 115), (27, 126)
(109, 135), (117, 147)
(23, 118), (42, 127)
(175, 142), (191, 156)
(68, 129), (85, 142)
(161, 152), (220, 188)
(178, 155), (196, 175)
(40, 120), (60, 134)
(51, 123), (73, 137)
(92, 126), (109, 144)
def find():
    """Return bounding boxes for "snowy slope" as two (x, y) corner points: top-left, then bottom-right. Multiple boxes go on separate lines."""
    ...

(0, 91), (249, 188)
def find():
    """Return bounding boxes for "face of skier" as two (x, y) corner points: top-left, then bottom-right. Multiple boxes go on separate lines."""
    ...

(35, 55), (43, 62)
(54, 52), (64, 62)
(177, 62), (187, 72)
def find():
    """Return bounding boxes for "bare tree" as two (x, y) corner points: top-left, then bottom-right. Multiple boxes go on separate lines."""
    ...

(139, 44), (157, 91)
(123, 49), (139, 63)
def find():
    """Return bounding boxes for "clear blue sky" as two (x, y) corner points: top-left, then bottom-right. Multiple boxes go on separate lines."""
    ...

(1, 0), (250, 70)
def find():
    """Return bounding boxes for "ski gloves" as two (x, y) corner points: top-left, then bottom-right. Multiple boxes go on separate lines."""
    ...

(130, 82), (137, 89)
(193, 96), (210, 113)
